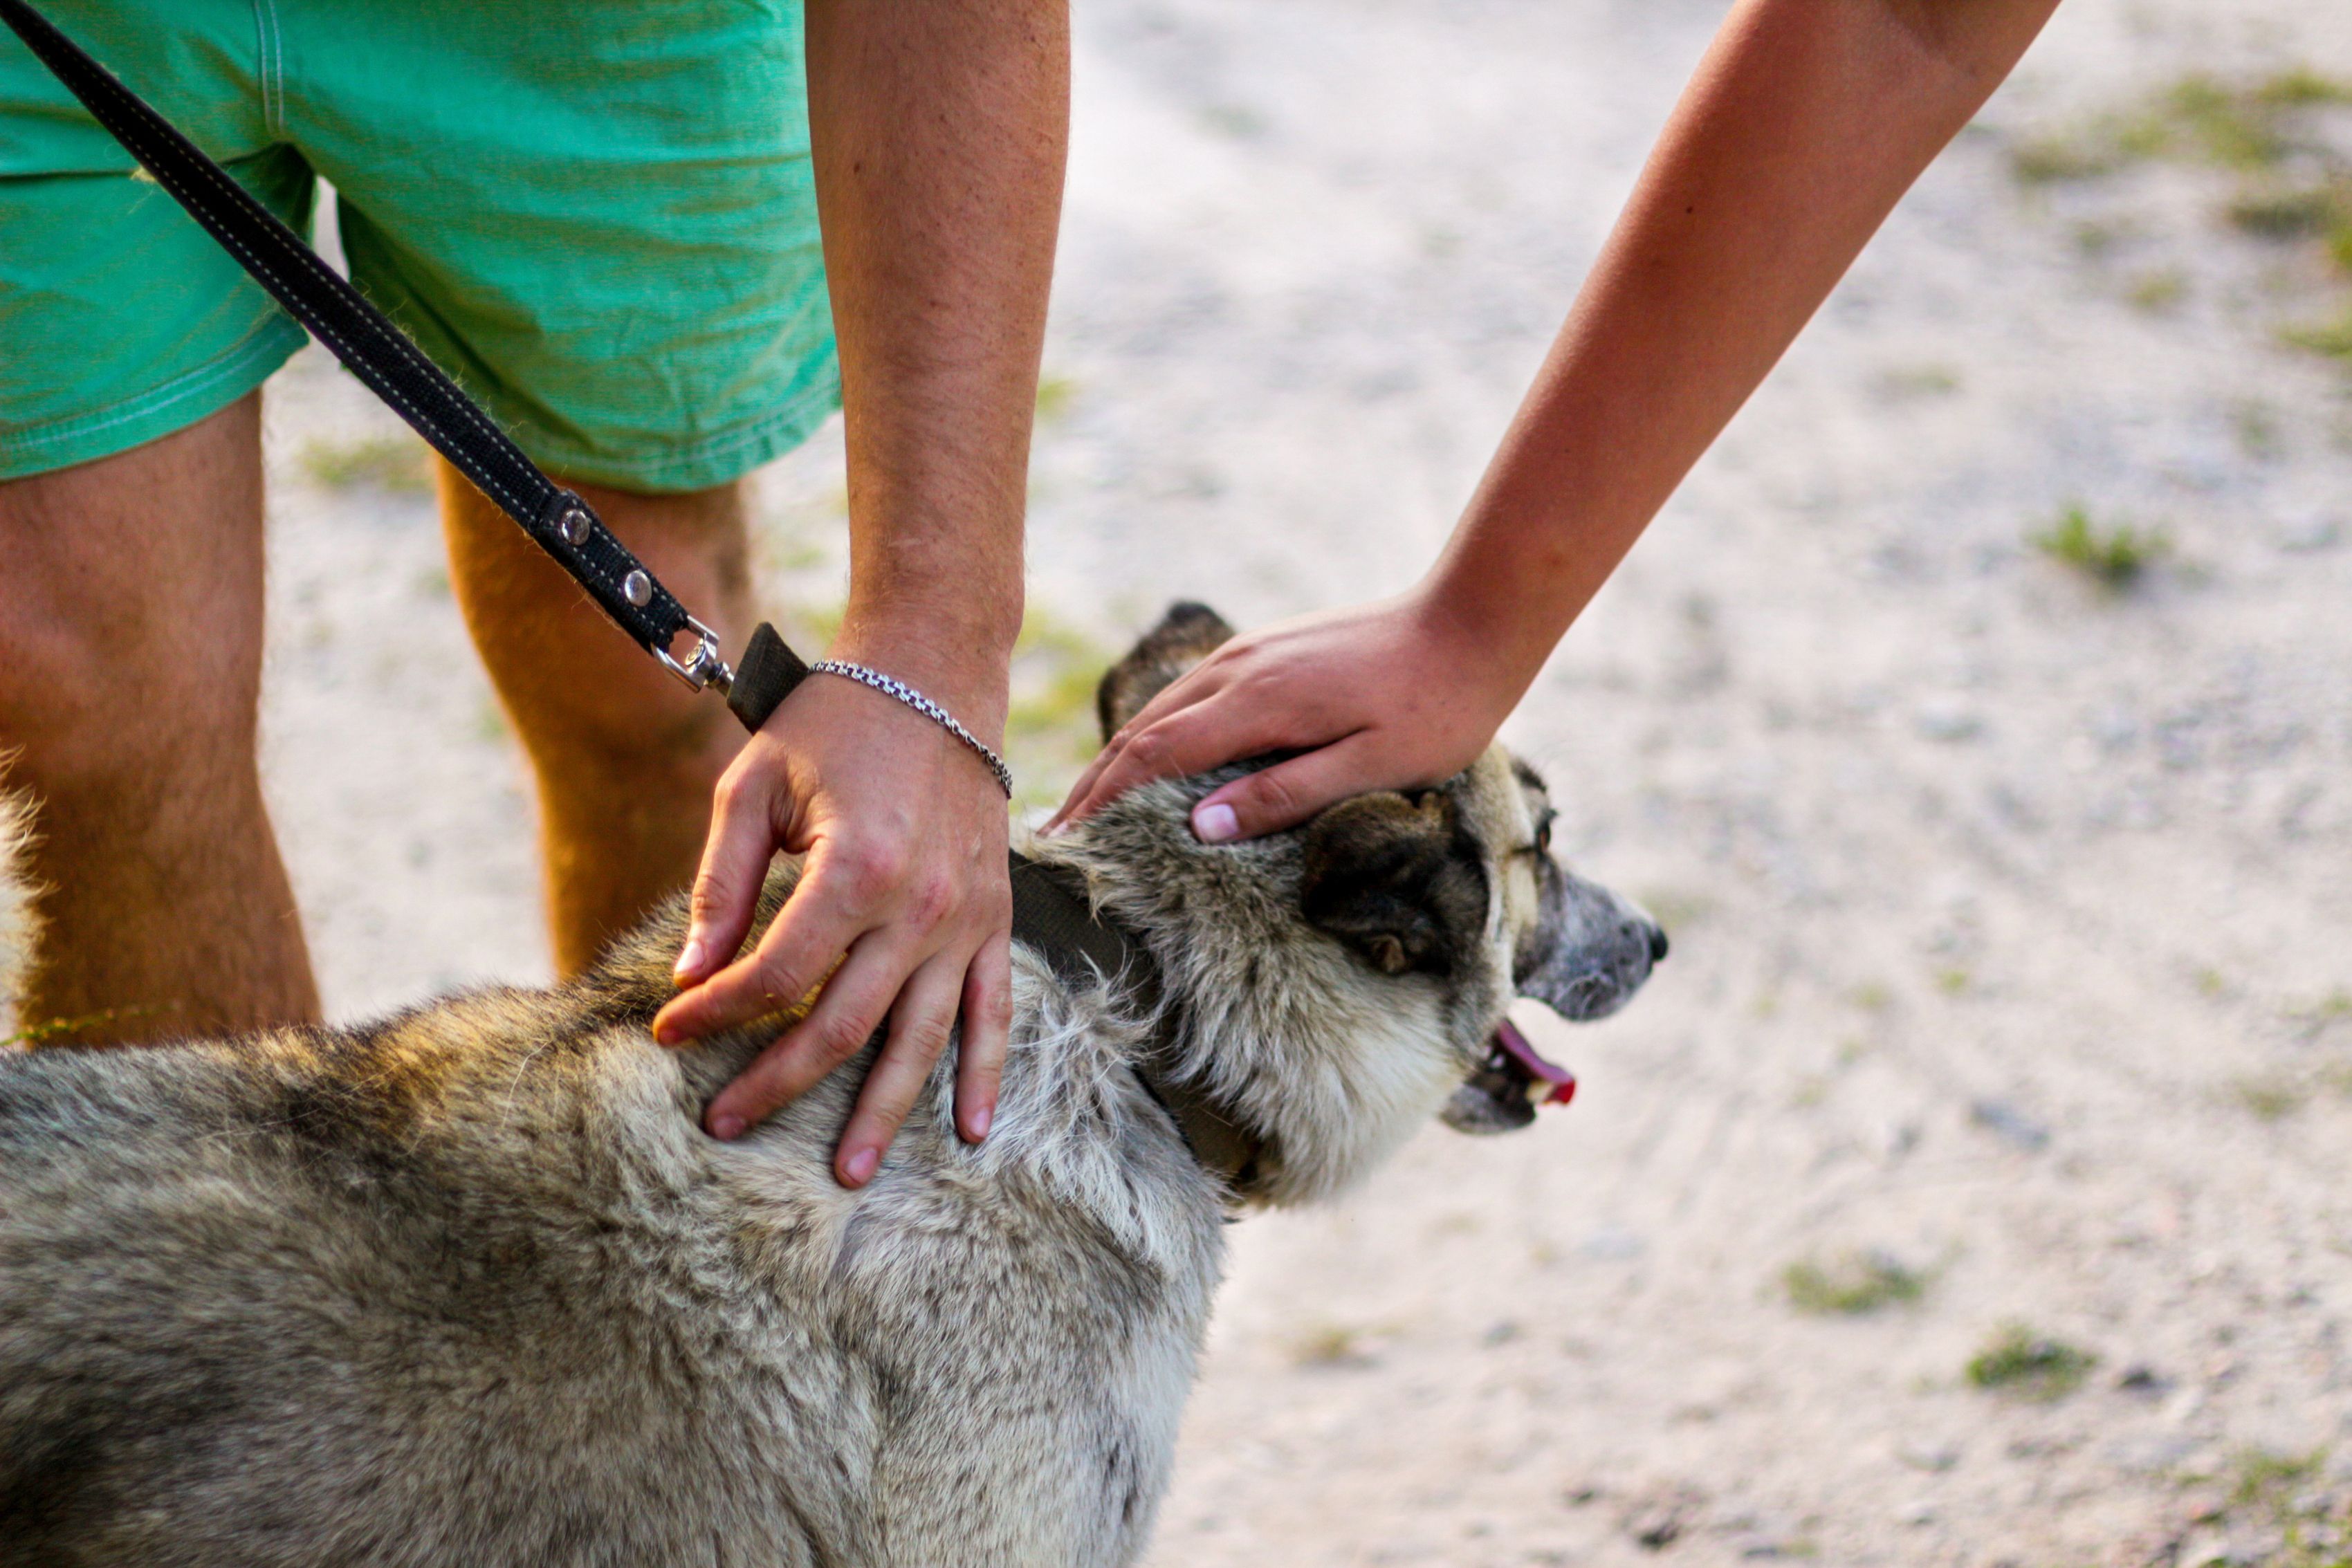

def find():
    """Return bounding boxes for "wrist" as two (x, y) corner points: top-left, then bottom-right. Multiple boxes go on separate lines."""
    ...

(1404, 572), (1553, 708)
(830, 596), (1018, 741)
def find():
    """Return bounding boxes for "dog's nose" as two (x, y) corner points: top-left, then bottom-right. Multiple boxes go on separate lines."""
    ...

(1646, 924), (1669, 963)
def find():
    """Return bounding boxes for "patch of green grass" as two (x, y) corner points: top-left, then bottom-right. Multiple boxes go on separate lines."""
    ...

(1848, 981), (1895, 1013)
(1965, 1323), (2097, 1401)
(1033, 373), (1078, 425)
(300, 434), (432, 494)
(2030, 504), (2167, 587)
(1289, 1322), (1375, 1369)
(2231, 400), (2285, 460)
(1783, 1252), (1929, 1316)
(2289, 988), (2352, 1039)
(2253, 69), (2352, 109)
(2227, 182), (2350, 241)
(2010, 69), (2352, 190)
(2201, 1446), (2351, 1567)
(2126, 269), (2189, 313)
(2072, 219), (2126, 259)
(2011, 131), (2122, 185)
(1003, 608), (1117, 811)
(2230, 1446), (2328, 1509)
(1877, 363), (1963, 400)
(2283, 307), (2352, 360)
(2163, 75), (2289, 169)
(2232, 1073), (2308, 1122)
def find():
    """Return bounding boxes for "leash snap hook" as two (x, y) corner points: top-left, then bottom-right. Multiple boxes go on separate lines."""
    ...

(655, 615), (733, 695)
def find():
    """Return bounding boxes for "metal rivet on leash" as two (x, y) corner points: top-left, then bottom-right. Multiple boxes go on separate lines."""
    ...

(622, 571), (652, 607)
(558, 507), (589, 546)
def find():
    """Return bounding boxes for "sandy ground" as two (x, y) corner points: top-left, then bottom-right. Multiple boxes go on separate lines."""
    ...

(241, 1), (2352, 1562)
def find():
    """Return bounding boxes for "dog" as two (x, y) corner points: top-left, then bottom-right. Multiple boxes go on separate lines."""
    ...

(0, 603), (1663, 1567)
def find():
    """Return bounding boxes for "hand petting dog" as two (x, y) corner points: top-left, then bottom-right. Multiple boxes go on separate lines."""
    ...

(1048, 591), (1525, 846)
(655, 656), (1012, 1186)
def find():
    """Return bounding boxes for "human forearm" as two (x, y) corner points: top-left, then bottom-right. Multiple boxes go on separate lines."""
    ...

(1427, 0), (2061, 686)
(659, 1), (1069, 1179)
(1050, 0), (2064, 843)
(804, 0), (1069, 724)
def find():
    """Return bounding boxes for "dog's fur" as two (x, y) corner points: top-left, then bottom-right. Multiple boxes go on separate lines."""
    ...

(0, 605), (1660, 1567)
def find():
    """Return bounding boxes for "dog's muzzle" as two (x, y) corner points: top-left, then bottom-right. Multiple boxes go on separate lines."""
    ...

(1442, 872), (1667, 1135)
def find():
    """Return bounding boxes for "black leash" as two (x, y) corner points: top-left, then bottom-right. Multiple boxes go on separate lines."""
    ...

(0, 0), (1198, 1064)
(0, 0), (809, 733)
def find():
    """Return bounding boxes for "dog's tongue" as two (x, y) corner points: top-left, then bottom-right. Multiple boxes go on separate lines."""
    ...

(1494, 1017), (1577, 1107)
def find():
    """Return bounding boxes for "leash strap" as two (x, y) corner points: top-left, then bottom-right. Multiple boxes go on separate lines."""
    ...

(0, 0), (809, 732)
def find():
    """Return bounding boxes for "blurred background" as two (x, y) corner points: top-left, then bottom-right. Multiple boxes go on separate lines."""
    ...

(257, 0), (2351, 1560)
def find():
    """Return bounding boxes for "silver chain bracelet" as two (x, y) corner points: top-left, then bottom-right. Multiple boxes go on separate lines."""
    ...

(807, 660), (1014, 799)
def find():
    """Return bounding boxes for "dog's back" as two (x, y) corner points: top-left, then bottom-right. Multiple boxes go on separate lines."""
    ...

(1, 890), (1222, 1567)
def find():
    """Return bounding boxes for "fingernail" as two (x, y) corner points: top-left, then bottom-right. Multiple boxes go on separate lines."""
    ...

(1193, 802), (1240, 843)
(968, 1103), (993, 1141)
(841, 1146), (879, 1186)
(673, 937), (706, 984)
(652, 1015), (685, 1047)
(710, 1113), (745, 1142)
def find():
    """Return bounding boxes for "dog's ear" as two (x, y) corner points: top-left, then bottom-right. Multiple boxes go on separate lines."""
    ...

(1096, 601), (1236, 742)
(1299, 792), (1487, 977)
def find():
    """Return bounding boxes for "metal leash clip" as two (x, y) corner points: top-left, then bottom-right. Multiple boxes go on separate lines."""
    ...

(654, 616), (733, 696)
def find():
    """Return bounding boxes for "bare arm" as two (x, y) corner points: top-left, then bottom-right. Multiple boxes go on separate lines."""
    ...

(656, 0), (1068, 1185)
(1051, 0), (2061, 840)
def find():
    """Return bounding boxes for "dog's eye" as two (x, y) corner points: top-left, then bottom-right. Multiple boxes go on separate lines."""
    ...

(1534, 811), (1554, 854)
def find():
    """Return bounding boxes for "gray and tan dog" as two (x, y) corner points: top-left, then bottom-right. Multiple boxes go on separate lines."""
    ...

(0, 604), (1662, 1567)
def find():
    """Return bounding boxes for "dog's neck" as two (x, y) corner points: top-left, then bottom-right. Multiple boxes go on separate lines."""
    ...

(1008, 854), (1267, 1195)
(1021, 779), (1476, 1209)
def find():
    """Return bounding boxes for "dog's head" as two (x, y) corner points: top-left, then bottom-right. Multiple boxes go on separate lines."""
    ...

(1053, 603), (1664, 1203)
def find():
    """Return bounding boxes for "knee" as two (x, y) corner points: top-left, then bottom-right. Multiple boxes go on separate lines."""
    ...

(0, 596), (254, 794)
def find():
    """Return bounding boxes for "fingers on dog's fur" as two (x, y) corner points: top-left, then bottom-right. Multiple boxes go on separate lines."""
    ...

(659, 838), (875, 1042)
(1094, 601), (1235, 741)
(1200, 735), (1375, 841)
(1299, 791), (1488, 978)
(706, 934), (908, 1134)
(836, 955), (968, 1182)
(954, 933), (1012, 1141)
(0, 786), (40, 1040)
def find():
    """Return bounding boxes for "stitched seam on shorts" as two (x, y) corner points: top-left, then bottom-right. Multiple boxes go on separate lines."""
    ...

(520, 369), (840, 489)
(0, 313), (297, 456)
(253, 0), (285, 137)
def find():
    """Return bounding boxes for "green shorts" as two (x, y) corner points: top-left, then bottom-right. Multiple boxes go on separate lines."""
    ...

(0, 0), (838, 490)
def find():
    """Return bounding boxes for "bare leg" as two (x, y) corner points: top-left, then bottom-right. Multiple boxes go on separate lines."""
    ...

(0, 393), (318, 1044)
(438, 464), (753, 977)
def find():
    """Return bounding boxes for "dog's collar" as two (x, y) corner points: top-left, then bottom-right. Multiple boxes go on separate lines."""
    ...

(1008, 852), (1265, 1195)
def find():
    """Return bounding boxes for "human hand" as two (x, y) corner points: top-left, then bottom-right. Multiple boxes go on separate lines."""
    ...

(1046, 589), (1529, 842)
(651, 661), (1011, 1188)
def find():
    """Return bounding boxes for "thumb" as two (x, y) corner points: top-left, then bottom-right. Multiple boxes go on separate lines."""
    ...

(1188, 736), (1376, 843)
(674, 771), (784, 986)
